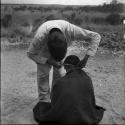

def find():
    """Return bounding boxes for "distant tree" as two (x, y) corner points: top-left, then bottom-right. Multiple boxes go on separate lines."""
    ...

(1, 14), (12, 28)
(65, 6), (73, 11)
(73, 17), (83, 26)
(45, 14), (56, 21)
(84, 16), (89, 23)
(105, 0), (123, 25)
(106, 13), (121, 25)
(110, 0), (118, 4)
(103, 2), (107, 6)
(92, 17), (106, 25)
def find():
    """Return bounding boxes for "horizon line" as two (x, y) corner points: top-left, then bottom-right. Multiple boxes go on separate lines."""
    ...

(1, 1), (110, 6)
(1, 0), (125, 6)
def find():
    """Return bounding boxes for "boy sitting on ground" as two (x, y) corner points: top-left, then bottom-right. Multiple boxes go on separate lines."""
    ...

(33, 55), (105, 124)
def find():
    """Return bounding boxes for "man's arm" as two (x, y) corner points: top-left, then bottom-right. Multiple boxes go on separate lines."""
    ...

(27, 38), (48, 65)
(27, 38), (62, 68)
(68, 23), (101, 57)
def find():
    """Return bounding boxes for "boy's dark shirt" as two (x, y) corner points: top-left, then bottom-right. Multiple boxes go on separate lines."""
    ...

(33, 68), (105, 124)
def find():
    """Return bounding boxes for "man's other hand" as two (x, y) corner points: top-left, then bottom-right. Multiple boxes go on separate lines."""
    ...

(46, 58), (62, 69)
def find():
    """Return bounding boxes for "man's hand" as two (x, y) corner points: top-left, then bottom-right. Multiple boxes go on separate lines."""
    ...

(46, 58), (62, 69)
(77, 54), (90, 68)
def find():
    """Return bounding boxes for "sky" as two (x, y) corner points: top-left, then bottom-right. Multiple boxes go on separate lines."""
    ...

(1, 0), (125, 5)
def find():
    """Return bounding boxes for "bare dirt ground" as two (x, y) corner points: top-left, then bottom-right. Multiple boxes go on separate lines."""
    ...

(1, 42), (125, 124)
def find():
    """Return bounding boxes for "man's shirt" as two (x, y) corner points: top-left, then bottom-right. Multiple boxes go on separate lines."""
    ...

(27, 20), (101, 64)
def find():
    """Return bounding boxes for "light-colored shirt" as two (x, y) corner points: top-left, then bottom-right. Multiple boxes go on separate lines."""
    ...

(27, 20), (101, 64)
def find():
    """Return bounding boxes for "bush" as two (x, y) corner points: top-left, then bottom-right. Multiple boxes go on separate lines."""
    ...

(45, 14), (56, 21)
(73, 17), (83, 26)
(21, 21), (30, 27)
(63, 12), (83, 25)
(1, 14), (12, 28)
(100, 32), (125, 51)
(105, 13), (121, 25)
(92, 17), (106, 24)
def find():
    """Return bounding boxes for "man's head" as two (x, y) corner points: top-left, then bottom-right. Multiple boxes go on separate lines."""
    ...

(47, 28), (67, 62)
(63, 55), (80, 72)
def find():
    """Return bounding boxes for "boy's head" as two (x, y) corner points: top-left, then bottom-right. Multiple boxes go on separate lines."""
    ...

(47, 28), (67, 62)
(63, 55), (80, 72)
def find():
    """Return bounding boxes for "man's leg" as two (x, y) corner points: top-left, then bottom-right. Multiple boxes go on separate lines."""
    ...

(49, 66), (53, 92)
(37, 75), (50, 102)
(49, 66), (66, 93)
(37, 64), (51, 102)
(52, 67), (62, 87)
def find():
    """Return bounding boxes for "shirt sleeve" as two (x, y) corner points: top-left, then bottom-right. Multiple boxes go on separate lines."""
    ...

(27, 26), (48, 64)
(68, 23), (101, 56)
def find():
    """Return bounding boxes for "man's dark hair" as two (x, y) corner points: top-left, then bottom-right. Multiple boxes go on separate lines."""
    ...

(64, 55), (80, 66)
(47, 28), (67, 62)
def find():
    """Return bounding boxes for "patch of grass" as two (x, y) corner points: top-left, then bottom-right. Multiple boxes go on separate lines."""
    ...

(1, 4), (124, 51)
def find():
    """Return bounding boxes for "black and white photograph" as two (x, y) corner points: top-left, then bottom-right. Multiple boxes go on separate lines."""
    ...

(1, 0), (125, 124)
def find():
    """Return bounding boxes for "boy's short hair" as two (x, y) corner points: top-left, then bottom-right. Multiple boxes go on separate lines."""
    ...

(47, 28), (67, 62)
(64, 55), (80, 66)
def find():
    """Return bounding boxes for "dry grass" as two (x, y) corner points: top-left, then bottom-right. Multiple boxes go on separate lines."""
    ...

(1, 4), (124, 51)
